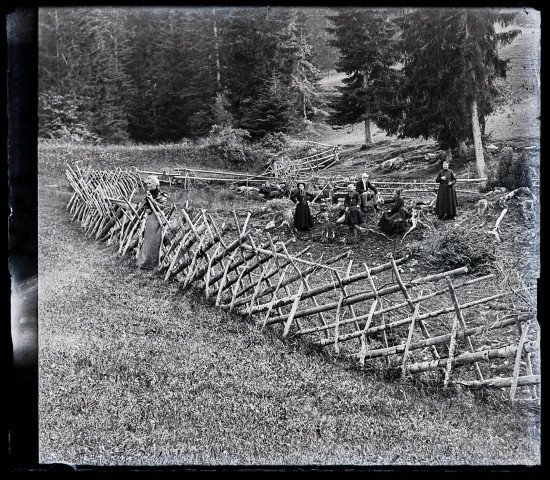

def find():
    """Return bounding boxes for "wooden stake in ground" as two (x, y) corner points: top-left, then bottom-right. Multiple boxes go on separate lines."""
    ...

(401, 299), (422, 377)
(283, 282), (305, 339)
(446, 276), (483, 381)
(510, 319), (531, 402)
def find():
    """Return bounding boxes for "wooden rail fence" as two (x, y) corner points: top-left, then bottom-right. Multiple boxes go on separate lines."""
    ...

(65, 165), (540, 403)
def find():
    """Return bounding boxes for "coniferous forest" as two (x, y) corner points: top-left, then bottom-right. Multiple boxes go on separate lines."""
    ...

(38, 6), (527, 175)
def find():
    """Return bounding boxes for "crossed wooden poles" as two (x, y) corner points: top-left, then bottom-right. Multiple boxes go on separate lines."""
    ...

(65, 166), (540, 403)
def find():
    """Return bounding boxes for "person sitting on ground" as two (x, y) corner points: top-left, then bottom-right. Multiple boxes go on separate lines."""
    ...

(355, 172), (380, 212)
(278, 182), (290, 198)
(136, 175), (168, 270)
(259, 181), (283, 199)
(290, 182), (314, 231)
(378, 188), (412, 235)
(336, 183), (363, 227)
(435, 160), (458, 219)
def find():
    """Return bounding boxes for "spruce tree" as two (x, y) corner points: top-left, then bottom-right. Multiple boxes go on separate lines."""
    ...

(327, 7), (401, 146)
(384, 7), (521, 176)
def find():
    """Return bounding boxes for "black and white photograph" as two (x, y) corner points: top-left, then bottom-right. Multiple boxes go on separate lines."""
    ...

(8, 4), (541, 471)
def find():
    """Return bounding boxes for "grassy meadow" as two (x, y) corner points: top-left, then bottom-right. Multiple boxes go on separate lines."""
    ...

(37, 144), (541, 468)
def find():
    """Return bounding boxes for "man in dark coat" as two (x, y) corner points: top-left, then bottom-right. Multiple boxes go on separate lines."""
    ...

(435, 161), (458, 219)
(355, 173), (380, 212)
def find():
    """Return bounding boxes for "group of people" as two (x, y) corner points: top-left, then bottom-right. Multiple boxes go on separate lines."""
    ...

(134, 161), (458, 270)
(290, 161), (459, 234)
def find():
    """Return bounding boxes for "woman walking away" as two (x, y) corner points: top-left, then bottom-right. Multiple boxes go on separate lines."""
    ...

(435, 161), (458, 219)
(378, 188), (411, 235)
(137, 175), (168, 269)
(337, 183), (363, 227)
(290, 182), (314, 231)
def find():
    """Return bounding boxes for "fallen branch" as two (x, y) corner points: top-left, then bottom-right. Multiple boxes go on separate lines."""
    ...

(487, 207), (508, 242)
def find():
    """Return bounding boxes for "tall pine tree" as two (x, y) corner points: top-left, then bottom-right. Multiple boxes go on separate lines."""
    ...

(328, 8), (402, 146)
(384, 8), (521, 176)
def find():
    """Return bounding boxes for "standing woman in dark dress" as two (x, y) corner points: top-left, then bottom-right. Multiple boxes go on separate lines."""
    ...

(435, 161), (458, 219)
(136, 175), (168, 269)
(290, 182), (314, 231)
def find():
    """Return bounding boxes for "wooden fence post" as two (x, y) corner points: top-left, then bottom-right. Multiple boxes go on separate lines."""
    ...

(510, 319), (531, 402)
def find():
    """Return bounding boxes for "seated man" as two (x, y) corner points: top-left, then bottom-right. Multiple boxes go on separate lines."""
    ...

(355, 173), (379, 212)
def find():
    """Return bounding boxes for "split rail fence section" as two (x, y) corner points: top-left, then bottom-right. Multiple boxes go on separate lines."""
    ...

(65, 166), (540, 403)
(324, 176), (486, 200)
(134, 142), (340, 190)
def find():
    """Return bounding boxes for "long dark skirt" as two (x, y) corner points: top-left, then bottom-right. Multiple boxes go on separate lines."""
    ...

(294, 203), (314, 230)
(343, 206), (363, 225)
(435, 185), (458, 217)
(378, 211), (407, 235)
(136, 213), (162, 269)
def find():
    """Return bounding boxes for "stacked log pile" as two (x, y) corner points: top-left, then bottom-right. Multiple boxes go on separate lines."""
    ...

(65, 166), (540, 403)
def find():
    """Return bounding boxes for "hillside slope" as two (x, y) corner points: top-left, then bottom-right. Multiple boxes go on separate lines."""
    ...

(301, 13), (540, 180)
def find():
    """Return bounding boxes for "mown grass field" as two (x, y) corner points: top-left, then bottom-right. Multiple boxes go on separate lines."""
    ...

(36, 144), (541, 467)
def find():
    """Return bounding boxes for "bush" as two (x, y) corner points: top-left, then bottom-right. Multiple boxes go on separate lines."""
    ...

(260, 132), (288, 152)
(202, 125), (258, 167)
(426, 230), (496, 274)
(486, 147), (532, 191)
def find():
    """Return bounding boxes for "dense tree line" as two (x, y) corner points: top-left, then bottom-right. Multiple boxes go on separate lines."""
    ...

(38, 6), (524, 174)
(38, 6), (337, 143)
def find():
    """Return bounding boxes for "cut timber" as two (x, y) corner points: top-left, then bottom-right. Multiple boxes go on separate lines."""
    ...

(351, 316), (520, 361)
(456, 375), (540, 390)
(407, 341), (538, 375)
(243, 256), (413, 316)
(231, 250), (351, 310)
(510, 320), (531, 402)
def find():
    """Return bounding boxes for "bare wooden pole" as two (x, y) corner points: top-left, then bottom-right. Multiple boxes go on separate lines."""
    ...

(358, 298), (378, 367)
(510, 319), (531, 402)
(261, 266), (290, 331)
(208, 239), (288, 288)
(283, 282), (305, 338)
(447, 277), (483, 381)
(215, 250), (239, 306)
(351, 315), (526, 361)
(401, 300), (422, 377)
(456, 375), (540, 390)
(220, 242), (294, 305)
(363, 263), (389, 365)
(182, 231), (253, 290)
(407, 341), (539, 375)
